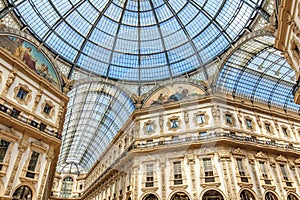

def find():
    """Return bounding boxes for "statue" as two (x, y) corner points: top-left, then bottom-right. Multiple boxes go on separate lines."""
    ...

(3, 70), (17, 95)
(131, 93), (147, 109)
(62, 74), (75, 94)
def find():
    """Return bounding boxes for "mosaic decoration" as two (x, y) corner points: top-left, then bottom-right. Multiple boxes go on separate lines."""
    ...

(144, 83), (206, 107)
(0, 35), (60, 88)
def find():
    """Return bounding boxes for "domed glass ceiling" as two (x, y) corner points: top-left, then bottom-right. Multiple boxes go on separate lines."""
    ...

(8, 0), (262, 81)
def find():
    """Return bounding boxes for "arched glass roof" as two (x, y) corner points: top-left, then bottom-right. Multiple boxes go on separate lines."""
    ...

(57, 81), (135, 172)
(8, 0), (262, 81)
(217, 35), (300, 112)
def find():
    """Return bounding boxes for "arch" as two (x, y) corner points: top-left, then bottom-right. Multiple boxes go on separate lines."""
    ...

(12, 183), (36, 200)
(142, 193), (159, 200)
(169, 191), (191, 200)
(239, 189), (257, 200)
(265, 191), (279, 200)
(201, 189), (225, 200)
(12, 185), (33, 200)
(60, 176), (74, 197)
(287, 193), (299, 200)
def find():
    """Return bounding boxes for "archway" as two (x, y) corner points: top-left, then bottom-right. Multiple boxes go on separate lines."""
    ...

(143, 194), (159, 200)
(202, 190), (224, 200)
(60, 176), (74, 197)
(240, 190), (255, 200)
(265, 192), (278, 200)
(12, 185), (32, 200)
(170, 192), (190, 200)
(288, 194), (299, 200)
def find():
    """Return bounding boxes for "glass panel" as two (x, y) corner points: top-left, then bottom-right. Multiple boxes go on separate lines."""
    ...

(9, 0), (261, 81)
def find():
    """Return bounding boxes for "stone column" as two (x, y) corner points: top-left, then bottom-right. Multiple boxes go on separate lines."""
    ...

(37, 155), (52, 200)
(188, 157), (197, 200)
(5, 143), (27, 196)
(160, 162), (166, 200)
(219, 152), (236, 200)
(249, 159), (262, 200)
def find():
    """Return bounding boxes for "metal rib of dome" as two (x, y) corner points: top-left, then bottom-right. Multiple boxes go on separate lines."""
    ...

(8, 0), (261, 81)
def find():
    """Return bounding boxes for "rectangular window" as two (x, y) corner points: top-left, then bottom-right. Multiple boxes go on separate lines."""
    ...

(145, 164), (154, 187)
(259, 161), (268, 179)
(173, 161), (182, 185)
(282, 127), (288, 136)
(146, 123), (153, 133)
(0, 139), (10, 171)
(280, 164), (288, 181)
(246, 119), (253, 129)
(225, 114), (233, 124)
(10, 108), (20, 118)
(203, 158), (215, 183)
(43, 104), (52, 115)
(16, 88), (28, 100)
(26, 151), (40, 178)
(265, 123), (271, 133)
(196, 114), (205, 124)
(172, 136), (179, 143)
(236, 158), (248, 182)
(171, 119), (179, 129)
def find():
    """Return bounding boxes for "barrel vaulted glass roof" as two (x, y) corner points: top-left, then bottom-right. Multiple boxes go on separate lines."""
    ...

(8, 0), (262, 81)
(57, 81), (135, 172)
(217, 35), (300, 112)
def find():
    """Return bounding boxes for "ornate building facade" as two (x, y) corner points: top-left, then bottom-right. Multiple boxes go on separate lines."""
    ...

(0, 0), (299, 200)
(50, 80), (300, 200)
(0, 34), (68, 199)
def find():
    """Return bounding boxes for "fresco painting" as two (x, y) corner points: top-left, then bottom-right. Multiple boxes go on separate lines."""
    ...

(144, 83), (206, 107)
(0, 35), (59, 87)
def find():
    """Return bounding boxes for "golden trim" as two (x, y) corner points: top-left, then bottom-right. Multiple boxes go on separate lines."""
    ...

(13, 83), (32, 105)
(224, 111), (236, 127)
(193, 111), (209, 127)
(41, 100), (55, 119)
(167, 116), (181, 131)
(143, 120), (157, 134)
(263, 120), (274, 134)
(244, 116), (256, 131)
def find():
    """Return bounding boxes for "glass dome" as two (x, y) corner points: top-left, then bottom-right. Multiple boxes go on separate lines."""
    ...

(9, 0), (262, 81)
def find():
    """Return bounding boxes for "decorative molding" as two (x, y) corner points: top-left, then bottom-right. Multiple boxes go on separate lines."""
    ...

(224, 111), (236, 127)
(167, 116), (181, 131)
(13, 83), (32, 105)
(294, 158), (300, 165)
(255, 151), (267, 159)
(32, 89), (42, 112)
(263, 120), (274, 134)
(143, 120), (157, 134)
(244, 116), (256, 131)
(193, 111), (209, 127)
(2, 69), (17, 95)
(275, 155), (287, 162)
(232, 147), (245, 156)
(131, 93), (146, 110)
(41, 100), (55, 119)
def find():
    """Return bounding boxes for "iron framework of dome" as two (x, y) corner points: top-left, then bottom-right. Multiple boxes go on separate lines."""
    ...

(7, 0), (262, 81)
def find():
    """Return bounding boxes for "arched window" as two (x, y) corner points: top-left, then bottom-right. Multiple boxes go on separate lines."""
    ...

(143, 194), (158, 200)
(202, 190), (224, 200)
(60, 176), (73, 197)
(265, 192), (278, 200)
(12, 186), (32, 200)
(170, 192), (190, 200)
(240, 190), (255, 200)
(288, 194), (299, 200)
